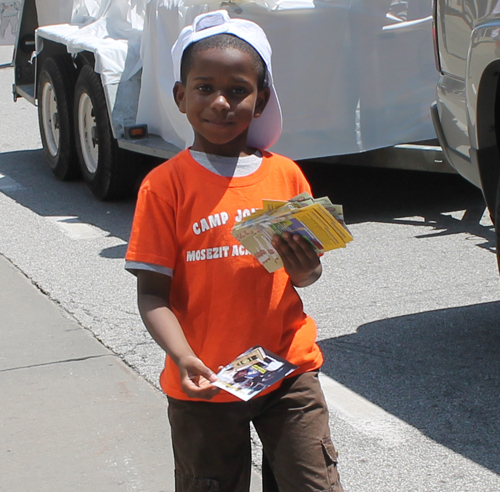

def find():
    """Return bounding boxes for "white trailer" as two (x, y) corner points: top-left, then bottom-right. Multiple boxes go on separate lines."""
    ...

(12, 0), (441, 199)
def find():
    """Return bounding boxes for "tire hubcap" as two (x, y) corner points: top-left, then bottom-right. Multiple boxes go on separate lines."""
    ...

(41, 81), (59, 157)
(77, 93), (99, 174)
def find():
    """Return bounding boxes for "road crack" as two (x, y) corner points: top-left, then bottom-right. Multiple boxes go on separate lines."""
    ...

(0, 353), (114, 373)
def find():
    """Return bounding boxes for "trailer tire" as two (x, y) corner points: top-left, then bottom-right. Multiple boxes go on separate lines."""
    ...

(73, 65), (135, 200)
(37, 56), (79, 180)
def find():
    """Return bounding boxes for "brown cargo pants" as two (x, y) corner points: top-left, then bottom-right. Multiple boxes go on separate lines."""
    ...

(167, 370), (345, 492)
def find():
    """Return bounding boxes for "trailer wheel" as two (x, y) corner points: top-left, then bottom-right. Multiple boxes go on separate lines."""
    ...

(37, 56), (79, 180)
(73, 65), (135, 200)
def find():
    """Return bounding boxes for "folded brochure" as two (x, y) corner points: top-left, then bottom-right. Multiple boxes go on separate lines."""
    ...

(212, 346), (298, 401)
(231, 192), (353, 273)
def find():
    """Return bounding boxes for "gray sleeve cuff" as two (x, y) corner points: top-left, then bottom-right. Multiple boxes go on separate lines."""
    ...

(124, 260), (173, 277)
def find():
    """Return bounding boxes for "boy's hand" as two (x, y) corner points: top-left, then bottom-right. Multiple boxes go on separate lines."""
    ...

(178, 354), (221, 400)
(272, 232), (322, 287)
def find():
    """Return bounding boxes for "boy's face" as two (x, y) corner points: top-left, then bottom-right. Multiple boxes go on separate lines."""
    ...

(174, 46), (270, 157)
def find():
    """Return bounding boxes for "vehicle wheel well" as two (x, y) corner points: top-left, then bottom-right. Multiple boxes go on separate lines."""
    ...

(474, 60), (500, 217)
(36, 40), (75, 86)
(73, 51), (96, 72)
(36, 43), (96, 100)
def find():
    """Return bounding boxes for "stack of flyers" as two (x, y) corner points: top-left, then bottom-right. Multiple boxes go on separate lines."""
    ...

(231, 192), (353, 273)
(213, 346), (298, 401)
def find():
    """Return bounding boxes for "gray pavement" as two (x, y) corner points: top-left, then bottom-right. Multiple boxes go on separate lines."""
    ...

(0, 252), (176, 491)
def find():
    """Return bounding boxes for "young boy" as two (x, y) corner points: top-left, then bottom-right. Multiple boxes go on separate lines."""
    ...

(125, 10), (344, 492)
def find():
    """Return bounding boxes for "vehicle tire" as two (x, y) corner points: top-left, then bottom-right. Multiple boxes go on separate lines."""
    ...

(37, 56), (79, 180)
(73, 65), (136, 200)
(495, 177), (500, 273)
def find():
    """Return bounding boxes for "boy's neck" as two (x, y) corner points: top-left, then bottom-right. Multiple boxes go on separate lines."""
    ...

(189, 149), (263, 178)
(190, 145), (257, 158)
(191, 131), (256, 158)
(190, 146), (259, 158)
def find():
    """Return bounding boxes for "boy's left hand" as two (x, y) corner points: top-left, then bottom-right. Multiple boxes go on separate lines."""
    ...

(272, 232), (322, 287)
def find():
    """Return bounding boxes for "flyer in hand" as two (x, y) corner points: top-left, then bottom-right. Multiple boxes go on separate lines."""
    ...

(213, 346), (298, 401)
(231, 192), (353, 273)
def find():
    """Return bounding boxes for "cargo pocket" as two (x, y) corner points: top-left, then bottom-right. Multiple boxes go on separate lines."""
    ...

(320, 437), (344, 492)
(174, 471), (220, 492)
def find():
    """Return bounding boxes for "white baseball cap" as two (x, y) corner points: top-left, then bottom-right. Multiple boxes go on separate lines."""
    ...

(171, 10), (282, 150)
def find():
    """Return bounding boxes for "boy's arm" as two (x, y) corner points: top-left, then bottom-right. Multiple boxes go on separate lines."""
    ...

(272, 232), (322, 287)
(137, 270), (220, 400)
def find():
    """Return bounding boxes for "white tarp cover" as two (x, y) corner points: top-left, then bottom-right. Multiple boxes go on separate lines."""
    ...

(35, 0), (438, 158)
(35, 0), (146, 85)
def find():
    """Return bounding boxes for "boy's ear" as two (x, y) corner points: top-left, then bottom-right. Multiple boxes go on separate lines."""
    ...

(253, 87), (271, 119)
(173, 81), (187, 114)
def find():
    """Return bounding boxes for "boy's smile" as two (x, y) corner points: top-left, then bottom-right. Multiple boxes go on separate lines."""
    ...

(174, 47), (269, 157)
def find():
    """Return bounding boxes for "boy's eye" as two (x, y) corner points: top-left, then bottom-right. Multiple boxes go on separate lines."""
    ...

(233, 87), (248, 95)
(196, 84), (212, 92)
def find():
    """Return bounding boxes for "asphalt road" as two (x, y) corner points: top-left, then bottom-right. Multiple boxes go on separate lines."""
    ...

(1, 46), (500, 491)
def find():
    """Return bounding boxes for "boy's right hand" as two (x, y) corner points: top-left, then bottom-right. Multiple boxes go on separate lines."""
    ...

(178, 354), (220, 400)
(137, 270), (220, 400)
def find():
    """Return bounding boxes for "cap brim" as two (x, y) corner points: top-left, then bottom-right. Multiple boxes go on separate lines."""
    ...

(247, 83), (282, 150)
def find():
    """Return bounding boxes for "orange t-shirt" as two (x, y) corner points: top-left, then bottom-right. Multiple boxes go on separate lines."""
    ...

(126, 149), (324, 402)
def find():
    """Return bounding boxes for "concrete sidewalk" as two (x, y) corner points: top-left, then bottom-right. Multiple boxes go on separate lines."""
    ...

(0, 253), (173, 492)
(0, 250), (263, 492)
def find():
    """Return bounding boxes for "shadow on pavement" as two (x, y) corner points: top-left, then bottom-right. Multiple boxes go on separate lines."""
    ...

(319, 301), (500, 474)
(0, 149), (138, 245)
(299, 160), (485, 222)
(299, 160), (495, 254)
(0, 149), (494, 256)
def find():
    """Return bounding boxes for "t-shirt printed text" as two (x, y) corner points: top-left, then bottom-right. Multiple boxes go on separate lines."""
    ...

(192, 209), (256, 236)
(188, 209), (256, 262)
(186, 244), (251, 262)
